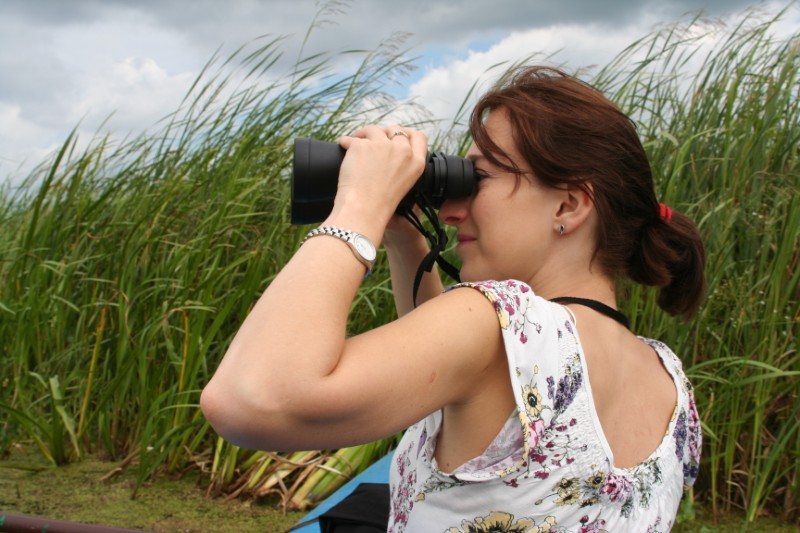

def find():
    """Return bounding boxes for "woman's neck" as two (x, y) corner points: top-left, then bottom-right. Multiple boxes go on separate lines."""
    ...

(529, 262), (616, 306)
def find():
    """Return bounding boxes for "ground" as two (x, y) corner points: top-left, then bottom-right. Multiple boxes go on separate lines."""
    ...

(1, 445), (797, 532)
(0, 445), (303, 533)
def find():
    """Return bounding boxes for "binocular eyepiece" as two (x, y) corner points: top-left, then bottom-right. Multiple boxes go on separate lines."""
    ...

(291, 138), (475, 224)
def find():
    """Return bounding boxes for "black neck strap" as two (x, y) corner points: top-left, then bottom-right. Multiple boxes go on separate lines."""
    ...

(550, 296), (630, 329)
(400, 196), (460, 308)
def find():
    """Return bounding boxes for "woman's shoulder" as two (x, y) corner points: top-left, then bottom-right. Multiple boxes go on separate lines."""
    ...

(448, 278), (535, 294)
(446, 279), (554, 310)
(447, 279), (562, 332)
(638, 338), (692, 389)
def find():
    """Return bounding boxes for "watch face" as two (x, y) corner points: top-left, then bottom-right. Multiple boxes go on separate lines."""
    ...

(353, 235), (377, 262)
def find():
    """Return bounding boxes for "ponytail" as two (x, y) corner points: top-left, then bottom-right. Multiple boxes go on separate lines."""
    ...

(628, 210), (707, 318)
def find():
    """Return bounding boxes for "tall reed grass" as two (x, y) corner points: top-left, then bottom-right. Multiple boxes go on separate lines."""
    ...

(1, 3), (798, 524)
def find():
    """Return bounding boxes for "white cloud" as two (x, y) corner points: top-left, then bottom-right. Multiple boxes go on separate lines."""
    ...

(0, 104), (57, 181)
(408, 20), (654, 129)
(73, 57), (196, 137)
(0, 54), (200, 183)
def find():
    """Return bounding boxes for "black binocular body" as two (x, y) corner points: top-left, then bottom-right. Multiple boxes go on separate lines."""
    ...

(291, 138), (476, 224)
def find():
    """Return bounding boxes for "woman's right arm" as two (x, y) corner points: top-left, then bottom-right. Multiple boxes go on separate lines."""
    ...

(200, 126), (505, 453)
(383, 216), (445, 317)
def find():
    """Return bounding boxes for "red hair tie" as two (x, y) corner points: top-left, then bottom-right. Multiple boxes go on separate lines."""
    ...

(659, 203), (673, 222)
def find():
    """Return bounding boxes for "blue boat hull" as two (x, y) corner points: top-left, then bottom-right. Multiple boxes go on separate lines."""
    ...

(290, 453), (392, 532)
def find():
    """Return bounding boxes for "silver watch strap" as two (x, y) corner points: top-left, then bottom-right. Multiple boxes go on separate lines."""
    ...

(303, 225), (375, 274)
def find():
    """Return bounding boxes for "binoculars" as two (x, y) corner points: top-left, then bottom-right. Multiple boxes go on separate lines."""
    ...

(291, 138), (476, 224)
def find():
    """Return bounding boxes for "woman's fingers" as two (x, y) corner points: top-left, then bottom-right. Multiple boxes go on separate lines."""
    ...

(387, 126), (428, 158)
(333, 125), (428, 216)
(339, 124), (399, 145)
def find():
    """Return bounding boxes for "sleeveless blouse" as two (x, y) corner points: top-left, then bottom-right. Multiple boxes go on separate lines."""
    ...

(388, 280), (701, 532)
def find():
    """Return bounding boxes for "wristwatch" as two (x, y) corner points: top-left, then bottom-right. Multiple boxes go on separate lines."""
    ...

(304, 226), (377, 275)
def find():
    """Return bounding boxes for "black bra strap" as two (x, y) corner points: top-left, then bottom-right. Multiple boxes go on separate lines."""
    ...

(550, 297), (630, 329)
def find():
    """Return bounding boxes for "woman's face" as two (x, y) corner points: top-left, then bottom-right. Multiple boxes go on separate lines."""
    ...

(439, 109), (564, 284)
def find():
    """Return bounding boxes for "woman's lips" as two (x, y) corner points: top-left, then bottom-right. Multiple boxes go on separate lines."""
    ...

(456, 234), (476, 247)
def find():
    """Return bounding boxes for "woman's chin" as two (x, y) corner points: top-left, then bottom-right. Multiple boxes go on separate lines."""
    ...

(456, 266), (487, 284)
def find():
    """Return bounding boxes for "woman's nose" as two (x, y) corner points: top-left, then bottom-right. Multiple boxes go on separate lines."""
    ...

(438, 196), (469, 226)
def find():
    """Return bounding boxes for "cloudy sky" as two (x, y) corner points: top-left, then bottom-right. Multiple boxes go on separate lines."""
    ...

(0, 0), (795, 184)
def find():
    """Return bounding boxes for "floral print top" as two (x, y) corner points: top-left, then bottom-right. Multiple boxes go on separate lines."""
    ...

(388, 280), (701, 533)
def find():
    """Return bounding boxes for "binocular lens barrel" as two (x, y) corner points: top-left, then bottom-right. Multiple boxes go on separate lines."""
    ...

(291, 138), (475, 224)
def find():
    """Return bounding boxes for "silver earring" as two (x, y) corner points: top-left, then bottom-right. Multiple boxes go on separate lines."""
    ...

(558, 224), (566, 235)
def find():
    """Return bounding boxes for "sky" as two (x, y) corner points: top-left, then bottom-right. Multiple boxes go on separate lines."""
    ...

(0, 0), (796, 184)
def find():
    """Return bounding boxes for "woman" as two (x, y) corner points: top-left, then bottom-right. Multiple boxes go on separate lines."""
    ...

(201, 66), (705, 531)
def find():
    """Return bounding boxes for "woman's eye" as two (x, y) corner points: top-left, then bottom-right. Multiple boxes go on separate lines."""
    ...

(474, 170), (490, 184)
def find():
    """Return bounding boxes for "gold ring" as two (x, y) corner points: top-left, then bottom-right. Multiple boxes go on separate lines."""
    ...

(391, 130), (409, 139)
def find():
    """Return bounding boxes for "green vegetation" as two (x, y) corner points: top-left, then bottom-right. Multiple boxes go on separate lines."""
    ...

(1, 3), (798, 530)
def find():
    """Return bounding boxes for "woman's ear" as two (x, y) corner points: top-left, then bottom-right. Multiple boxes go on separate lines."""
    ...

(553, 184), (594, 235)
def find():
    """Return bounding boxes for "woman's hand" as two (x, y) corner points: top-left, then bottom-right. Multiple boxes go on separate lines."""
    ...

(384, 209), (426, 248)
(330, 126), (428, 232)
(384, 209), (445, 316)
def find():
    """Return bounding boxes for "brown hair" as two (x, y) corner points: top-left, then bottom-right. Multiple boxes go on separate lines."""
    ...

(470, 66), (706, 317)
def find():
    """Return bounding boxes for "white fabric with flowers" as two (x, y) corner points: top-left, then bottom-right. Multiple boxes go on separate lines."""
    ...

(388, 279), (701, 533)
